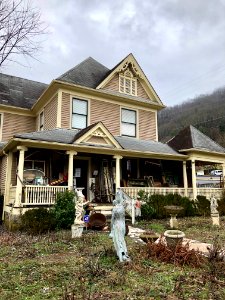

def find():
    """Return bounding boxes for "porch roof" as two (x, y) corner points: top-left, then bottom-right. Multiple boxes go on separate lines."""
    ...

(12, 128), (184, 158)
(168, 125), (225, 154)
(115, 136), (180, 155)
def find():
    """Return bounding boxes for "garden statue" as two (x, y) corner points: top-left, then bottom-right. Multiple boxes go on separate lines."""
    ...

(110, 190), (131, 262)
(210, 196), (220, 226)
(74, 189), (89, 225)
(210, 196), (219, 214)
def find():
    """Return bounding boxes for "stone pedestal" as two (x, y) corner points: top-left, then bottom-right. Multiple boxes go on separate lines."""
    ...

(211, 213), (220, 226)
(170, 214), (178, 229)
(71, 224), (85, 238)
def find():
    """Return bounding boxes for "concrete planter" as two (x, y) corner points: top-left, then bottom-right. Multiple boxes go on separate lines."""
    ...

(164, 230), (185, 249)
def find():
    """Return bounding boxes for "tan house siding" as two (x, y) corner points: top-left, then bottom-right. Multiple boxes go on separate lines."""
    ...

(90, 99), (120, 135)
(103, 74), (119, 92)
(0, 156), (7, 194)
(137, 81), (149, 99)
(139, 109), (156, 140)
(44, 95), (58, 130)
(61, 92), (70, 128)
(2, 113), (35, 142)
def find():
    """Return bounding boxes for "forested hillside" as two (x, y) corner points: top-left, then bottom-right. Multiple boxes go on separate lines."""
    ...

(158, 87), (225, 147)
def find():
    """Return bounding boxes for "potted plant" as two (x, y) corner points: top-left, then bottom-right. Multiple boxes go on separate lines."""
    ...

(164, 230), (185, 249)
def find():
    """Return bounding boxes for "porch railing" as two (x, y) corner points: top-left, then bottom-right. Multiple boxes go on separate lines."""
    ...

(120, 187), (224, 200)
(23, 185), (68, 205)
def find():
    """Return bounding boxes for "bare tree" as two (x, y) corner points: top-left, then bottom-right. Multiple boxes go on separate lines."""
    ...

(0, 0), (47, 68)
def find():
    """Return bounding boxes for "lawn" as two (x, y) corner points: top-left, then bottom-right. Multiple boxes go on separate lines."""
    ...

(0, 216), (225, 300)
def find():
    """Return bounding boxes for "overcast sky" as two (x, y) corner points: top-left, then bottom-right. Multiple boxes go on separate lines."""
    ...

(2, 0), (225, 106)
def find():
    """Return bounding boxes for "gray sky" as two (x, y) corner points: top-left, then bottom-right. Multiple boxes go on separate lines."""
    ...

(2, 0), (225, 106)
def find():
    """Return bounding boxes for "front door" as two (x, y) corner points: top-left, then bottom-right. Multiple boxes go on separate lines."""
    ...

(74, 160), (88, 199)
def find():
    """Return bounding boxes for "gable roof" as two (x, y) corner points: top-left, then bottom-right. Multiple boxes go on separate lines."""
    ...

(96, 53), (164, 107)
(56, 57), (110, 88)
(167, 125), (225, 154)
(0, 73), (48, 109)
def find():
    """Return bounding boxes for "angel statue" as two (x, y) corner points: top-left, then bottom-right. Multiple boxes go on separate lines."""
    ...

(110, 190), (130, 262)
(74, 189), (89, 224)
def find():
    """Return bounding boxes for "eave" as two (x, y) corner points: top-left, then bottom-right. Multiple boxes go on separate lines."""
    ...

(31, 80), (165, 113)
(0, 104), (33, 116)
(1, 138), (187, 161)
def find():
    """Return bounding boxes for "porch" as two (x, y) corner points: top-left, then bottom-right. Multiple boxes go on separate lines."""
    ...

(7, 185), (224, 207)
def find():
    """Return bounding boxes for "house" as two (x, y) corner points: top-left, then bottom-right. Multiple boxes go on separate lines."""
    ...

(0, 53), (225, 228)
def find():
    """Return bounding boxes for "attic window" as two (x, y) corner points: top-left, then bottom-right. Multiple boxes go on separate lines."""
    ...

(119, 70), (137, 96)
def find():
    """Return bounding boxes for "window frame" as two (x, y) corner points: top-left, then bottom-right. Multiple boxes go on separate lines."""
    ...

(39, 111), (44, 131)
(72, 98), (88, 130)
(119, 71), (137, 96)
(24, 160), (45, 173)
(121, 108), (137, 137)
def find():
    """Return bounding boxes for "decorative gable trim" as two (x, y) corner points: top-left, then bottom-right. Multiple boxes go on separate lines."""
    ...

(96, 53), (164, 106)
(74, 122), (122, 149)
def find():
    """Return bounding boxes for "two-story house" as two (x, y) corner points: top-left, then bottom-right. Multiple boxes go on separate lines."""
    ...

(1, 53), (225, 228)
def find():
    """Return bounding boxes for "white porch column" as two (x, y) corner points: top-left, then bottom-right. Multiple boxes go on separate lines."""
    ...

(113, 155), (123, 191)
(191, 159), (197, 200)
(15, 146), (28, 207)
(183, 161), (188, 197)
(222, 164), (225, 187)
(66, 150), (77, 190)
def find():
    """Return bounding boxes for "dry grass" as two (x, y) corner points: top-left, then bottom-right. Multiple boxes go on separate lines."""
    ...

(0, 216), (225, 299)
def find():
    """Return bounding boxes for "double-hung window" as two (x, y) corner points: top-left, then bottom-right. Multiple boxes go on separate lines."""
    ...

(121, 108), (136, 137)
(39, 111), (44, 131)
(72, 98), (88, 129)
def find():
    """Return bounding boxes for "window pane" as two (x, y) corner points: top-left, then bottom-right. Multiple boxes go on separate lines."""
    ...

(122, 109), (136, 124)
(121, 123), (136, 137)
(73, 99), (87, 114)
(72, 114), (87, 129)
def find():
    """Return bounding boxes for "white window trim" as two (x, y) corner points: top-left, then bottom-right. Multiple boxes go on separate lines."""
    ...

(120, 107), (138, 138)
(71, 97), (89, 130)
(119, 72), (137, 96)
(39, 111), (44, 131)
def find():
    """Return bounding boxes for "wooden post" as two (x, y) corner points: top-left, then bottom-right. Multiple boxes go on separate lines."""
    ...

(113, 155), (123, 191)
(15, 146), (27, 207)
(183, 161), (188, 197)
(66, 150), (77, 190)
(191, 160), (197, 200)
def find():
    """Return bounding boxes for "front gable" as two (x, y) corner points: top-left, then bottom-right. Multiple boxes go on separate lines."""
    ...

(96, 53), (163, 106)
(74, 122), (122, 149)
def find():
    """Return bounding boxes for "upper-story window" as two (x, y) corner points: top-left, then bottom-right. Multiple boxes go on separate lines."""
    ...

(39, 111), (44, 131)
(121, 108), (136, 137)
(119, 70), (137, 96)
(72, 98), (88, 129)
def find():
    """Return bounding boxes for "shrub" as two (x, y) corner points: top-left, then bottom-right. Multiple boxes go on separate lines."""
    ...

(218, 190), (225, 216)
(51, 190), (75, 229)
(21, 208), (56, 234)
(139, 192), (196, 219)
(195, 195), (210, 216)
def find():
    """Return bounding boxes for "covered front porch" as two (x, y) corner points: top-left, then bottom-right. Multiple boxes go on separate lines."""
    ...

(2, 123), (225, 225)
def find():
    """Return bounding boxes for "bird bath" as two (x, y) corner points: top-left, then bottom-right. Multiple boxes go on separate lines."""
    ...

(164, 205), (184, 229)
